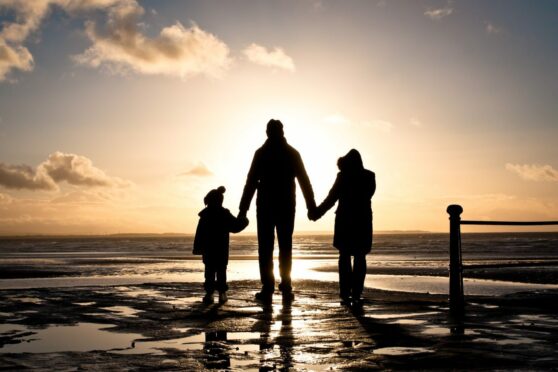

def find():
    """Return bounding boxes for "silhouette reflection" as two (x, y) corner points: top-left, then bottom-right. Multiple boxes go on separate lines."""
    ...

(203, 330), (230, 369)
(257, 298), (295, 370)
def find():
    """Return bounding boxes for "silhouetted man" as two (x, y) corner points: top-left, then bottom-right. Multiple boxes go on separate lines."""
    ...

(238, 119), (315, 301)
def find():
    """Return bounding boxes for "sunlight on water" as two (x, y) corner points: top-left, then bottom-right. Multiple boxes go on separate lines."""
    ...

(0, 323), (139, 353)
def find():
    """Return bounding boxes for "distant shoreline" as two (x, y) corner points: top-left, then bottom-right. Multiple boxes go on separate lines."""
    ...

(2, 230), (558, 239)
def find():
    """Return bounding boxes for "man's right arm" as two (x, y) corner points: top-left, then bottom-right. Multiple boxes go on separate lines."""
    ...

(238, 151), (260, 216)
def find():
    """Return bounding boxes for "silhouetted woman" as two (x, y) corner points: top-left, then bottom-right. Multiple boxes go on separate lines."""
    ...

(314, 149), (376, 306)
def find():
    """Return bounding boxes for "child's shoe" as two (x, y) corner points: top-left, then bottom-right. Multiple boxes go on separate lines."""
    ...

(203, 292), (214, 304)
(218, 292), (228, 304)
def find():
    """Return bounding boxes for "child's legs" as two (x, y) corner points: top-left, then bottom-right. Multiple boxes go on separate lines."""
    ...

(204, 263), (216, 294)
(216, 264), (228, 293)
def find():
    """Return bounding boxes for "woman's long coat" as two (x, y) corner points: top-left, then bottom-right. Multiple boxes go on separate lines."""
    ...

(318, 169), (376, 255)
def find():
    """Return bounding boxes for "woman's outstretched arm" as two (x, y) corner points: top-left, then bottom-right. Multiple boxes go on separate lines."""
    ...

(315, 173), (341, 219)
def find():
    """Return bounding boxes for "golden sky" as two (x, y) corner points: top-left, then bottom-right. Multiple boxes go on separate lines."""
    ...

(0, 0), (557, 234)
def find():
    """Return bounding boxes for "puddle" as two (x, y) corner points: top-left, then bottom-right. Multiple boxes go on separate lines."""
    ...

(516, 314), (558, 324)
(75, 302), (96, 306)
(373, 346), (434, 356)
(227, 332), (260, 341)
(389, 319), (426, 325)
(101, 306), (140, 317)
(0, 323), (28, 334)
(10, 297), (44, 304)
(0, 323), (141, 353)
(473, 337), (537, 345)
(368, 311), (439, 319)
(236, 344), (260, 353)
(111, 333), (205, 355)
(421, 326), (451, 336)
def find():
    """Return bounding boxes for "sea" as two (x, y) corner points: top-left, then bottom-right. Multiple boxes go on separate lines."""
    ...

(1, 233), (557, 295)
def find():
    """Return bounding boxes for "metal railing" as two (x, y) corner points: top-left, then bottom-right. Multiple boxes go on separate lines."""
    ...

(446, 204), (558, 316)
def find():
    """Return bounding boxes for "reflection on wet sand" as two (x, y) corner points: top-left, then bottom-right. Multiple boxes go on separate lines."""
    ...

(1, 280), (558, 370)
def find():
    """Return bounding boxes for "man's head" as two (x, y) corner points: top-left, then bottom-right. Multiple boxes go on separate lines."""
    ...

(266, 119), (284, 139)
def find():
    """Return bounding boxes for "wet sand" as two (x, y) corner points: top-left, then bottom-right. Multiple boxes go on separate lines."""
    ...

(1, 280), (557, 370)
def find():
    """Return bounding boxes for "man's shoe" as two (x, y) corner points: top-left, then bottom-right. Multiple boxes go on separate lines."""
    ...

(203, 293), (214, 304)
(282, 290), (295, 302)
(218, 292), (228, 304)
(255, 291), (272, 303)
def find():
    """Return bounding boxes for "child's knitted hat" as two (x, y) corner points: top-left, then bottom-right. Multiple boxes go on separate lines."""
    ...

(204, 186), (226, 206)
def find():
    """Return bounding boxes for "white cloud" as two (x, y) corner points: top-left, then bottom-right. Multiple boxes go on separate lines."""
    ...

(424, 2), (454, 20)
(39, 151), (129, 187)
(363, 119), (393, 133)
(323, 113), (394, 132)
(323, 114), (348, 126)
(243, 43), (295, 72)
(0, 0), (231, 81)
(0, 151), (129, 190)
(505, 163), (558, 182)
(180, 163), (212, 177)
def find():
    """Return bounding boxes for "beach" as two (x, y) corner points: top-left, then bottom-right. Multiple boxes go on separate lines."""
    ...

(1, 233), (558, 370)
(1, 280), (557, 370)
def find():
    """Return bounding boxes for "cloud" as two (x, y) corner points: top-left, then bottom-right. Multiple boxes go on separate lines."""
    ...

(50, 190), (110, 204)
(505, 163), (558, 182)
(0, 163), (56, 190)
(0, 0), (50, 81)
(0, 151), (129, 190)
(363, 119), (393, 133)
(323, 114), (348, 126)
(0, 0), (231, 81)
(243, 43), (295, 72)
(39, 151), (129, 187)
(424, 3), (454, 20)
(323, 113), (394, 132)
(485, 22), (503, 35)
(180, 163), (212, 177)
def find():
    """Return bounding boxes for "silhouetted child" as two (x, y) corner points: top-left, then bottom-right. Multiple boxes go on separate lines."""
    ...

(193, 186), (249, 304)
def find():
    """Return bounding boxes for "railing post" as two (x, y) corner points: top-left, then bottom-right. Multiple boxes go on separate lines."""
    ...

(447, 204), (464, 316)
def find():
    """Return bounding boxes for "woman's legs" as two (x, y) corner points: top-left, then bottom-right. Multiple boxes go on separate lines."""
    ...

(338, 252), (352, 299)
(352, 254), (367, 300)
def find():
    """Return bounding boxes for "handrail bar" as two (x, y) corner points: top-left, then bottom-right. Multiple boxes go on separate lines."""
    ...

(461, 220), (558, 226)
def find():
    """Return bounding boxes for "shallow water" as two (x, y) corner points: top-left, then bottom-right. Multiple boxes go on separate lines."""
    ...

(0, 322), (140, 353)
(1, 259), (557, 296)
(1, 233), (557, 296)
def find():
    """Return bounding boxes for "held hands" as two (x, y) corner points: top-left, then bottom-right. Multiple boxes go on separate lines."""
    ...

(307, 205), (321, 221)
(237, 210), (249, 227)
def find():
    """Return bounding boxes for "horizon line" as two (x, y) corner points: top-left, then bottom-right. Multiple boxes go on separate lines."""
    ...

(1, 229), (558, 239)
